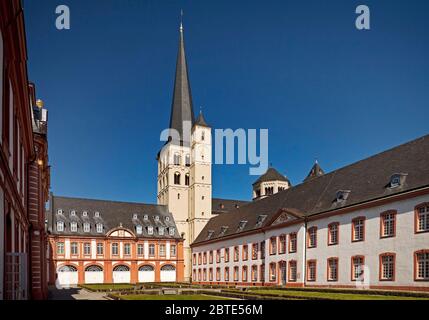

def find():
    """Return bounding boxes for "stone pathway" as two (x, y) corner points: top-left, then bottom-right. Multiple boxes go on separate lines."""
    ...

(48, 286), (108, 300)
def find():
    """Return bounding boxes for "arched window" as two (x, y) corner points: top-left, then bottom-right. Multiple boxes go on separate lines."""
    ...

(161, 264), (176, 271)
(185, 154), (190, 167)
(177, 193), (180, 200)
(113, 265), (130, 272)
(58, 265), (77, 272)
(174, 172), (181, 185)
(139, 265), (154, 271)
(85, 265), (103, 272)
(185, 173), (190, 186)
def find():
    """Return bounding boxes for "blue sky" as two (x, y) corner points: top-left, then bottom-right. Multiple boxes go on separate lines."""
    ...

(23, 0), (429, 203)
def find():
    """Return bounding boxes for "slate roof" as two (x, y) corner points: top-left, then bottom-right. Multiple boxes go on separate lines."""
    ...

(48, 195), (181, 239)
(168, 25), (195, 143)
(212, 198), (250, 214)
(195, 111), (209, 127)
(253, 167), (290, 185)
(304, 161), (325, 182)
(193, 134), (429, 245)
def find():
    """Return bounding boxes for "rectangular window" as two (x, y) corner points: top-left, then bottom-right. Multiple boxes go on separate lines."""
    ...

(137, 244), (144, 256)
(216, 249), (221, 263)
(251, 265), (258, 282)
(279, 235), (286, 254)
(216, 268), (221, 281)
(352, 217), (365, 242)
(149, 244), (155, 257)
(307, 260), (316, 282)
(203, 252), (207, 264)
(111, 243), (119, 256)
(56, 242), (64, 255)
(242, 245), (248, 261)
(252, 243), (258, 260)
(381, 212), (396, 238)
(242, 266), (248, 282)
(124, 243), (131, 255)
(328, 223), (339, 245)
(209, 268), (213, 281)
(289, 233), (297, 253)
(260, 264), (265, 283)
(84, 243), (91, 255)
(415, 251), (429, 280)
(224, 248), (230, 262)
(270, 237), (277, 255)
(416, 204), (429, 233)
(224, 267), (229, 282)
(193, 253), (196, 265)
(234, 246), (239, 261)
(97, 243), (104, 255)
(198, 253), (202, 265)
(170, 244), (176, 257)
(203, 268), (207, 281)
(269, 263), (276, 282)
(289, 261), (297, 282)
(198, 269), (201, 281)
(209, 250), (213, 263)
(71, 242), (78, 255)
(234, 266), (239, 281)
(159, 244), (166, 257)
(380, 254), (395, 281)
(308, 227), (317, 248)
(327, 258), (338, 281)
(352, 256), (365, 281)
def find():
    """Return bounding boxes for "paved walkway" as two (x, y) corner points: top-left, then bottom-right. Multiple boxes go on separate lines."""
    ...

(48, 286), (108, 300)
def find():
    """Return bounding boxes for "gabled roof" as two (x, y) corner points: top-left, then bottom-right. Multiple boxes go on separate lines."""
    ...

(168, 24), (195, 143)
(48, 195), (181, 239)
(304, 161), (325, 182)
(253, 167), (290, 185)
(193, 134), (429, 245)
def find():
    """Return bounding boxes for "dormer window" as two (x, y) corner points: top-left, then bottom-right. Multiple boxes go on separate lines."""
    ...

(237, 220), (248, 232)
(206, 230), (214, 240)
(147, 226), (154, 235)
(94, 211), (100, 218)
(133, 213), (138, 220)
(389, 173), (407, 188)
(96, 223), (103, 233)
(256, 215), (267, 227)
(154, 215), (160, 222)
(136, 225), (143, 235)
(70, 210), (76, 217)
(143, 214), (148, 221)
(70, 222), (78, 232)
(165, 216), (170, 222)
(57, 209), (63, 215)
(220, 226), (229, 236)
(83, 223), (90, 233)
(159, 226), (165, 236)
(56, 221), (64, 232)
(82, 211), (88, 217)
(169, 227), (175, 236)
(336, 190), (351, 202)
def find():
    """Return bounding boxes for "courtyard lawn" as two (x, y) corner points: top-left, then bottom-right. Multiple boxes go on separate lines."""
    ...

(114, 294), (232, 300)
(247, 289), (429, 300)
(80, 284), (138, 291)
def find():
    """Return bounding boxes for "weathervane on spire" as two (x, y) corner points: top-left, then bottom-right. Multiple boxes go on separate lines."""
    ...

(180, 9), (184, 32)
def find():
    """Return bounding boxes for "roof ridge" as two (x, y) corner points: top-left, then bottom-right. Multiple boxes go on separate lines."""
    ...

(53, 195), (167, 207)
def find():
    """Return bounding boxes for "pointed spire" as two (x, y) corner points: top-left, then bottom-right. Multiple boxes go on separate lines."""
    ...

(304, 160), (325, 182)
(168, 12), (195, 144)
(195, 109), (209, 127)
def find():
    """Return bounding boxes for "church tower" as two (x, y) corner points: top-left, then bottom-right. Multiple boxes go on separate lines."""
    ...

(157, 21), (212, 281)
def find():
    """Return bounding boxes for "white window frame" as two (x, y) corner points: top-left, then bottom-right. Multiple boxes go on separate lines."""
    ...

(70, 222), (78, 232)
(83, 223), (90, 233)
(57, 221), (64, 232)
(96, 223), (103, 233)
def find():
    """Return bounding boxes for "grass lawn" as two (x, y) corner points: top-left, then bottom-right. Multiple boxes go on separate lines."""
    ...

(248, 289), (429, 300)
(81, 284), (137, 291)
(115, 294), (232, 300)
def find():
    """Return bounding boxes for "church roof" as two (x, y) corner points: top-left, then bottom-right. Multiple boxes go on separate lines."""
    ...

(168, 24), (195, 143)
(212, 198), (250, 214)
(195, 111), (209, 127)
(192, 134), (429, 245)
(304, 161), (325, 182)
(253, 167), (290, 185)
(47, 195), (182, 239)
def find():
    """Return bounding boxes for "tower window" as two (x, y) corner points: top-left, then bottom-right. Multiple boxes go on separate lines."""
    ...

(177, 193), (180, 200)
(185, 154), (190, 167)
(174, 153), (180, 165)
(201, 131), (205, 141)
(185, 173), (190, 186)
(174, 172), (181, 185)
